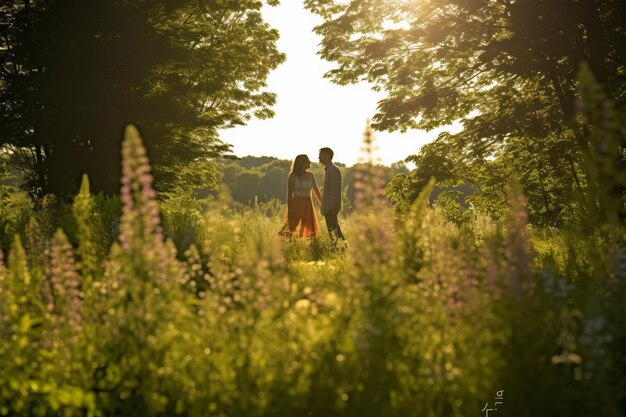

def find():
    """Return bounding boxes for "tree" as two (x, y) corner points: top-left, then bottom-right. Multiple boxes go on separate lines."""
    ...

(232, 171), (262, 204)
(306, 0), (625, 130)
(306, 0), (626, 224)
(0, 0), (285, 196)
(259, 166), (288, 202)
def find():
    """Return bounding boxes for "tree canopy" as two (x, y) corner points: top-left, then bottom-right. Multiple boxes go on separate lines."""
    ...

(306, 0), (625, 225)
(0, 0), (285, 196)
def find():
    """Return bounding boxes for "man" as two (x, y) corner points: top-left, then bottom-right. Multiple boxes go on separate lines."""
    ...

(318, 147), (345, 242)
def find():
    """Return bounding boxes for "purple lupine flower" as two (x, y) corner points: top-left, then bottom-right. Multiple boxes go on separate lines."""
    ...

(120, 125), (165, 248)
(46, 229), (82, 333)
(118, 125), (182, 287)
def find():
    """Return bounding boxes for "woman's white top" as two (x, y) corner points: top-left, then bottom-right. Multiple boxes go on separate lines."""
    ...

(294, 174), (313, 197)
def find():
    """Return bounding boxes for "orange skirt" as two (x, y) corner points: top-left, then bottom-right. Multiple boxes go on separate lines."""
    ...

(282, 196), (320, 238)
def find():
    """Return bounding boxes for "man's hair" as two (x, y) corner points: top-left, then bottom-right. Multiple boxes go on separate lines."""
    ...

(319, 147), (334, 160)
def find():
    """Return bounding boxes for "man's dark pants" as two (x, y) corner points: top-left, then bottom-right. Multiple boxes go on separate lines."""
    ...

(323, 213), (344, 241)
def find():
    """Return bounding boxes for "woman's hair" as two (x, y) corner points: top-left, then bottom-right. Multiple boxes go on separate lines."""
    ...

(291, 154), (310, 177)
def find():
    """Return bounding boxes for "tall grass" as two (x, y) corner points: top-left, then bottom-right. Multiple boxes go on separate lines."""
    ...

(0, 125), (624, 416)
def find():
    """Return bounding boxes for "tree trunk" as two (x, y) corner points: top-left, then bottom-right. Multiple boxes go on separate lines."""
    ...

(34, 144), (47, 195)
(544, 59), (575, 122)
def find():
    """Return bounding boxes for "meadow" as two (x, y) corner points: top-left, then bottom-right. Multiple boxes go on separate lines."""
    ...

(0, 126), (624, 417)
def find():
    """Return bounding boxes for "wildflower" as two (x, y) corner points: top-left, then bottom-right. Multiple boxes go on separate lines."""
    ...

(119, 124), (165, 253)
(46, 229), (82, 333)
(117, 125), (183, 287)
(72, 174), (99, 281)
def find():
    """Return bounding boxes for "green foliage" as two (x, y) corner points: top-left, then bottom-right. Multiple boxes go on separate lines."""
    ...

(306, 0), (625, 132)
(0, 0), (285, 196)
(72, 175), (104, 281)
(0, 125), (624, 416)
(0, 161), (32, 253)
(160, 189), (206, 255)
(575, 62), (626, 229)
(309, 0), (626, 227)
(434, 190), (468, 226)
(384, 63), (625, 227)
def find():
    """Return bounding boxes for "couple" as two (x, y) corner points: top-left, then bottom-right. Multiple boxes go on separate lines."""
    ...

(280, 147), (345, 242)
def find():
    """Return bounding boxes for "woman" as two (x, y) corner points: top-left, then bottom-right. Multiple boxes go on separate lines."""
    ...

(280, 154), (322, 238)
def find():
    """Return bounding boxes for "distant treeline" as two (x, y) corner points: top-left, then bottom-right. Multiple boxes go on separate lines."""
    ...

(216, 156), (409, 211)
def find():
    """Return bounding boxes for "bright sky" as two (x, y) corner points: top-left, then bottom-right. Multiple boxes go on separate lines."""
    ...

(218, 1), (450, 167)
